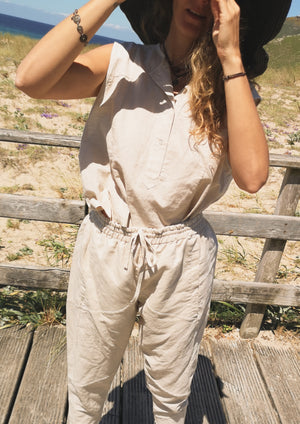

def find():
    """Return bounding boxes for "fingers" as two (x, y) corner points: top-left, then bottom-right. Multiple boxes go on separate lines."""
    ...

(210, 0), (240, 34)
(210, 0), (240, 20)
(226, 0), (240, 20)
(210, 0), (241, 65)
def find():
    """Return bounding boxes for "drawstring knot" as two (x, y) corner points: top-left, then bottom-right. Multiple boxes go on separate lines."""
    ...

(124, 229), (157, 304)
(125, 229), (157, 272)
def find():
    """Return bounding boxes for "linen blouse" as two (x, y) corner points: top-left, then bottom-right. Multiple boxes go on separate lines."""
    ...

(79, 42), (259, 228)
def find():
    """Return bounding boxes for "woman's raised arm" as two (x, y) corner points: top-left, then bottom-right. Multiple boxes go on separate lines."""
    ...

(15, 0), (125, 99)
(211, 0), (269, 194)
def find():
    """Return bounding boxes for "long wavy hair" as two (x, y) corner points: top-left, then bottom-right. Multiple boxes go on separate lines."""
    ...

(140, 0), (227, 156)
(189, 35), (226, 156)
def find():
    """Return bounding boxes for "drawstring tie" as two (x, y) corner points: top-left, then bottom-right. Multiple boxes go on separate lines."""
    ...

(124, 229), (157, 304)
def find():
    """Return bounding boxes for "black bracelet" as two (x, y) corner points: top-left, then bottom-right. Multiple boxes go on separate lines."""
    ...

(71, 9), (88, 45)
(223, 72), (247, 81)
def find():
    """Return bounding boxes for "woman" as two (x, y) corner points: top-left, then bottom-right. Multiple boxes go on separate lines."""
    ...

(15, 0), (291, 423)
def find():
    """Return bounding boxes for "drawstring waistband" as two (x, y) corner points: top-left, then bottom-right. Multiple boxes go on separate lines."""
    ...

(89, 209), (206, 243)
(89, 209), (208, 304)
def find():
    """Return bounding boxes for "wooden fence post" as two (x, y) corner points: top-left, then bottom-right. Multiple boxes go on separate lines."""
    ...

(240, 167), (300, 338)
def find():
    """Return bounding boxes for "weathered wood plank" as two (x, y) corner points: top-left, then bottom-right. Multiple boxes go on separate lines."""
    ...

(186, 341), (227, 424)
(0, 263), (69, 290)
(0, 193), (85, 224)
(253, 341), (300, 424)
(240, 167), (300, 338)
(204, 211), (300, 240)
(208, 338), (281, 424)
(269, 153), (300, 169)
(1, 264), (299, 306)
(0, 325), (33, 424)
(0, 128), (80, 148)
(9, 326), (68, 424)
(122, 335), (154, 424)
(1, 129), (300, 169)
(1, 193), (300, 240)
(212, 280), (300, 307)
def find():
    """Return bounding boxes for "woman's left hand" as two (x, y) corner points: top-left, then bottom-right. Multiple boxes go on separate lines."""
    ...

(210, 0), (242, 68)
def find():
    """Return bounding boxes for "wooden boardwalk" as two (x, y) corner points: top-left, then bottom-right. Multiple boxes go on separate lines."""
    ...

(0, 325), (299, 424)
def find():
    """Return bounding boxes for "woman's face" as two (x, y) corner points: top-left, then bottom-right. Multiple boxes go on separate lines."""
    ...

(170, 0), (213, 43)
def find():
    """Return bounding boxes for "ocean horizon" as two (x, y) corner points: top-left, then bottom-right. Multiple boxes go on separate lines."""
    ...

(0, 13), (123, 44)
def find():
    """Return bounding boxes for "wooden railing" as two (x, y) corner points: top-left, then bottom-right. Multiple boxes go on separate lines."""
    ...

(1, 129), (299, 338)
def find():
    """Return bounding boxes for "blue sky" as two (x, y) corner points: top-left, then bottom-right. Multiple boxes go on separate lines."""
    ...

(0, 0), (299, 41)
(0, 0), (140, 41)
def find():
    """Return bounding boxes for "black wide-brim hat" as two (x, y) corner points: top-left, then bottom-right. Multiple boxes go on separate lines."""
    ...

(120, 0), (292, 78)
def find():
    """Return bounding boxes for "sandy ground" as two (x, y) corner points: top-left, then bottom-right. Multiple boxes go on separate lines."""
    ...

(0, 64), (299, 287)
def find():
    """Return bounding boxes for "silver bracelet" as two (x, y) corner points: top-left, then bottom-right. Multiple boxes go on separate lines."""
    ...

(71, 9), (88, 45)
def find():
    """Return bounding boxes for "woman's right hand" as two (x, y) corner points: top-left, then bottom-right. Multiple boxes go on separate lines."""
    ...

(210, 0), (242, 71)
(15, 0), (124, 100)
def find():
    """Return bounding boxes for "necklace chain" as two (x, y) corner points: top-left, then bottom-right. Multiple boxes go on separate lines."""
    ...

(162, 43), (190, 87)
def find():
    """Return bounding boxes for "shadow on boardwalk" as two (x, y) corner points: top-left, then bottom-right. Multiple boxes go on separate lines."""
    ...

(101, 355), (227, 424)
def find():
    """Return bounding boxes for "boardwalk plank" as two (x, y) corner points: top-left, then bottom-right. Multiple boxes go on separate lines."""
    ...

(0, 326), (299, 424)
(9, 326), (67, 424)
(122, 335), (154, 424)
(209, 338), (280, 424)
(253, 342), (300, 424)
(186, 341), (227, 424)
(0, 326), (33, 424)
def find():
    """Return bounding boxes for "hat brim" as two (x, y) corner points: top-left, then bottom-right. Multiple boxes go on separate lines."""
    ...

(120, 0), (292, 77)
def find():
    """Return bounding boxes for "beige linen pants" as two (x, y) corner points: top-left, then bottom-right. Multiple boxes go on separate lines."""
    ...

(67, 210), (217, 424)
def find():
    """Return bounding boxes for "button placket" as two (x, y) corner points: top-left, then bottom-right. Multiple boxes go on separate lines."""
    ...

(143, 108), (175, 189)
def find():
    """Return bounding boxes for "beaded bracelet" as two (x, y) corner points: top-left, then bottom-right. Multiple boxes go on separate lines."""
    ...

(223, 72), (247, 81)
(71, 9), (88, 45)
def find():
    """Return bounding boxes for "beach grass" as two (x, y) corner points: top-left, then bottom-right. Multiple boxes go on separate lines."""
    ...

(0, 32), (97, 67)
(0, 33), (37, 65)
(258, 34), (300, 86)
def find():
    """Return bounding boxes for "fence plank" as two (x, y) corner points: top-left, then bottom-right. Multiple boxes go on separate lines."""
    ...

(240, 168), (300, 338)
(0, 128), (80, 148)
(204, 211), (300, 240)
(269, 153), (300, 169)
(1, 194), (299, 240)
(0, 264), (299, 306)
(0, 194), (86, 224)
(1, 129), (300, 168)
(0, 263), (69, 290)
(212, 279), (300, 307)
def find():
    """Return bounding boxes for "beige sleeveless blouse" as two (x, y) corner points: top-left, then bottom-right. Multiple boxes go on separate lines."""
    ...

(79, 42), (260, 228)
